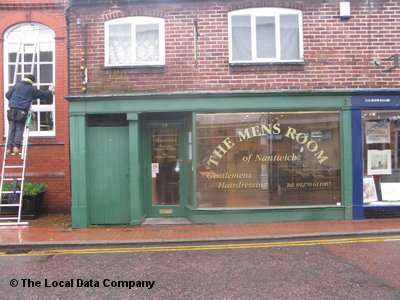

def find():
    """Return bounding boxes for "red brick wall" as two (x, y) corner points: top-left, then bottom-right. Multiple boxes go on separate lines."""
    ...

(0, 0), (70, 212)
(68, 0), (400, 95)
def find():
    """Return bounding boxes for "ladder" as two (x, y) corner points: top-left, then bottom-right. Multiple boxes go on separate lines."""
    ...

(0, 31), (39, 225)
(13, 41), (38, 85)
(0, 112), (32, 225)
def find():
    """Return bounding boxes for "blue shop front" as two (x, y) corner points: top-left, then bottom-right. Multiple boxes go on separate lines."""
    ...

(352, 91), (400, 219)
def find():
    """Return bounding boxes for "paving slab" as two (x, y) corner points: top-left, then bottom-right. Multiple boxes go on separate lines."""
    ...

(0, 213), (399, 248)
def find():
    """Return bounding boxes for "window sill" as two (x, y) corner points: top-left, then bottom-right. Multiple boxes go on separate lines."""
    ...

(1, 140), (64, 147)
(229, 61), (305, 72)
(28, 135), (56, 139)
(229, 61), (305, 66)
(104, 65), (165, 70)
(364, 201), (400, 206)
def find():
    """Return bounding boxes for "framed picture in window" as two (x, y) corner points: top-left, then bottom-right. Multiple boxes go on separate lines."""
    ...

(380, 183), (400, 201)
(367, 150), (392, 175)
(363, 177), (377, 203)
(365, 122), (390, 144)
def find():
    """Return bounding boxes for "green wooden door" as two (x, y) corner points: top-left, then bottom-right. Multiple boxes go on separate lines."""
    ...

(146, 120), (187, 217)
(88, 126), (130, 224)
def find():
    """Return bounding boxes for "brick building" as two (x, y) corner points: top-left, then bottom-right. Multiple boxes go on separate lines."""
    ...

(65, 0), (400, 227)
(0, 0), (71, 213)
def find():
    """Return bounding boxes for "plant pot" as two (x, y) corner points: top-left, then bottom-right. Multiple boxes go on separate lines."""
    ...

(0, 192), (45, 219)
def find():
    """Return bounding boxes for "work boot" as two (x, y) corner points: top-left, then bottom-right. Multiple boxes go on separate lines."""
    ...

(6, 148), (11, 155)
(12, 147), (20, 155)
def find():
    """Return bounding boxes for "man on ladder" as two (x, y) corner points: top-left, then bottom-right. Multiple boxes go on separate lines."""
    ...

(5, 74), (54, 154)
(0, 75), (54, 225)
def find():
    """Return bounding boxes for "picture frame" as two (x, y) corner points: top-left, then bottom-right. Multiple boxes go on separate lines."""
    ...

(367, 149), (392, 175)
(365, 121), (390, 144)
(380, 183), (400, 201)
(363, 177), (378, 203)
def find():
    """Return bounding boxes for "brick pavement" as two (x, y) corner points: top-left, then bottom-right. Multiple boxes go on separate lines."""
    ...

(0, 213), (399, 248)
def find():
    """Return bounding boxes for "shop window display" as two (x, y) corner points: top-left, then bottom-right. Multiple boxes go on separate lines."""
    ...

(196, 112), (341, 208)
(362, 111), (400, 205)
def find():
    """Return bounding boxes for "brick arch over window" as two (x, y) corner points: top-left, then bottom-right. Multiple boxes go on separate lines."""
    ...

(229, 1), (303, 11)
(0, 11), (65, 39)
(102, 9), (165, 21)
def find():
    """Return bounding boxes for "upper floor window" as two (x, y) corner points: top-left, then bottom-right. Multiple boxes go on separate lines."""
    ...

(4, 23), (55, 136)
(105, 17), (165, 67)
(229, 8), (303, 63)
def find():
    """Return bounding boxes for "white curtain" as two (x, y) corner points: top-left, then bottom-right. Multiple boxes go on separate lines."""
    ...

(280, 15), (299, 60)
(256, 16), (275, 59)
(232, 15), (251, 61)
(136, 24), (159, 62)
(108, 24), (132, 65)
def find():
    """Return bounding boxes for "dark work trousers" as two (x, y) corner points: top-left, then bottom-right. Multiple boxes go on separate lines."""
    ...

(7, 108), (26, 150)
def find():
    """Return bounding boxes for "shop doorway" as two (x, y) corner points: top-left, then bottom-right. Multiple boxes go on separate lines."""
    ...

(87, 115), (130, 224)
(146, 120), (186, 217)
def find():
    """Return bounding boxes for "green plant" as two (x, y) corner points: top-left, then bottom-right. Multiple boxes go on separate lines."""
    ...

(23, 183), (47, 195)
(2, 182), (47, 195)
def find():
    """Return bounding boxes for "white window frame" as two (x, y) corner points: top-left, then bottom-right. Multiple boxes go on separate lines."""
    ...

(228, 8), (303, 64)
(3, 23), (56, 137)
(105, 17), (165, 67)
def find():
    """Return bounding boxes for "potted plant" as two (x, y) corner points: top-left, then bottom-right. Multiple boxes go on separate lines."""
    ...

(1, 182), (47, 219)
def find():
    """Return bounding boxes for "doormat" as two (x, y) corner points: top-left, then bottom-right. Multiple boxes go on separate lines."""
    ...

(142, 217), (192, 225)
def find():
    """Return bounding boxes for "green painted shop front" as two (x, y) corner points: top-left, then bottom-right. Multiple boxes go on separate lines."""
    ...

(67, 92), (353, 228)
(87, 119), (130, 224)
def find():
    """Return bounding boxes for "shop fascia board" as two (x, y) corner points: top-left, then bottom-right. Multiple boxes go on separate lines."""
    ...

(351, 89), (400, 109)
(66, 90), (351, 115)
(352, 89), (400, 96)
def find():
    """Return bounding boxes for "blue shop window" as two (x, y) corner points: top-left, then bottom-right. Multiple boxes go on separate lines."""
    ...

(362, 110), (400, 205)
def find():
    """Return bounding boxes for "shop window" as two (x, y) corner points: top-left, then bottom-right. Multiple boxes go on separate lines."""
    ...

(228, 8), (303, 64)
(196, 112), (341, 208)
(187, 115), (194, 207)
(3, 23), (55, 136)
(105, 17), (165, 67)
(362, 111), (400, 205)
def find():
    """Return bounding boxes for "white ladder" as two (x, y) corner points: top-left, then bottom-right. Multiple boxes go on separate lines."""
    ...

(0, 113), (32, 225)
(0, 35), (38, 225)
(13, 41), (38, 85)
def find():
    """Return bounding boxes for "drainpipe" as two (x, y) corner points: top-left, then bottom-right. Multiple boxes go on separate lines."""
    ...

(65, 0), (72, 95)
(65, 0), (73, 211)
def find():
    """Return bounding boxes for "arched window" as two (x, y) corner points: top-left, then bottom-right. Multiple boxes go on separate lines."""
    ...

(229, 8), (303, 63)
(105, 17), (165, 67)
(4, 23), (55, 136)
